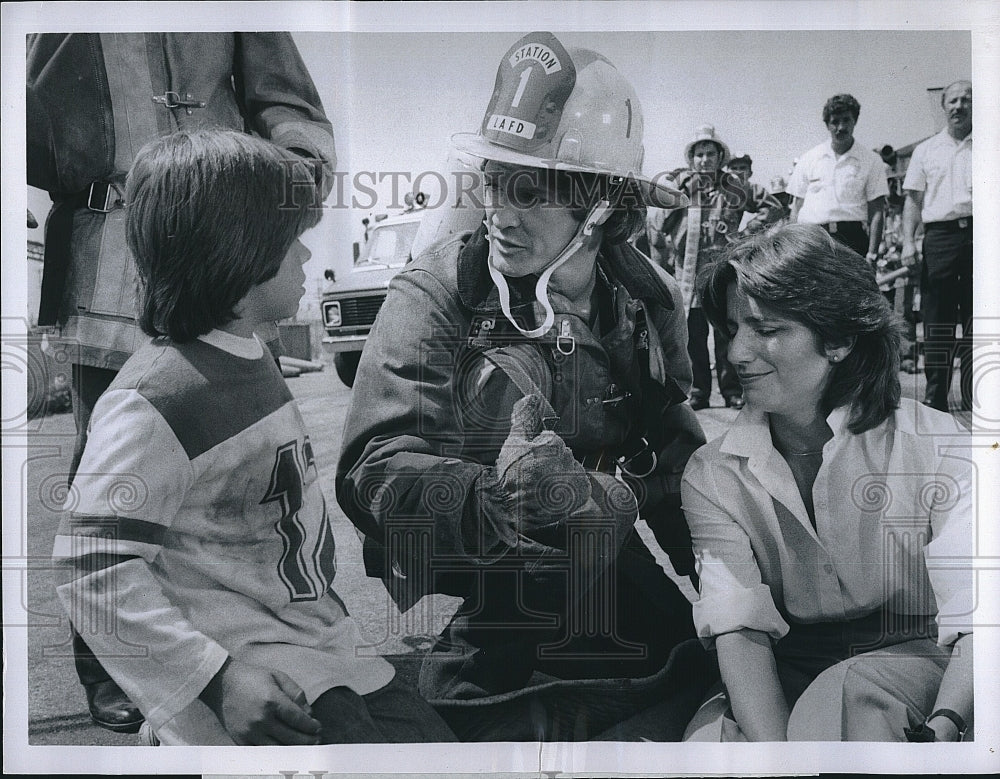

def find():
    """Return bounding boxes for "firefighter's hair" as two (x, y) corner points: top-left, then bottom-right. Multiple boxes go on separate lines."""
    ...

(126, 129), (321, 342)
(699, 223), (902, 434)
(822, 93), (861, 123)
(567, 172), (647, 246)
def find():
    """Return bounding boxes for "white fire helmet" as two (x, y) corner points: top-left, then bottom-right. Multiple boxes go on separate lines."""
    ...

(451, 31), (687, 338)
(452, 31), (685, 210)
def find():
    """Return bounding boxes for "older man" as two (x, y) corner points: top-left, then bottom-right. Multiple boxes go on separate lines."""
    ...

(901, 80), (973, 412)
(788, 94), (888, 260)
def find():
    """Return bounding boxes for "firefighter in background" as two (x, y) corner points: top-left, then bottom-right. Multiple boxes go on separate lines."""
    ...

(27, 32), (336, 734)
(658, 126), (783, 411)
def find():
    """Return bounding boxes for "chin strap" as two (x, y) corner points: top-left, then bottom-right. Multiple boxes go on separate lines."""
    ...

(487, 199), (613, 339)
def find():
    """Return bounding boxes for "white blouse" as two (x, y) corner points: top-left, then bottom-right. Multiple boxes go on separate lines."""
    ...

(681, 399), (973, 648)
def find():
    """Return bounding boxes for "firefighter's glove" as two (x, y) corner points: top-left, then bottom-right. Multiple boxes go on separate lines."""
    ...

(492, 394), (592, 535)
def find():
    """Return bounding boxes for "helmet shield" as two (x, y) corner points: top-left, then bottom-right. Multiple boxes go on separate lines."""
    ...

(482, 32), (577, 154)
(453, 32), (688, 210)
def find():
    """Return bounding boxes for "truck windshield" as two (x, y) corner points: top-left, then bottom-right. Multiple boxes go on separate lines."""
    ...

(357, 220), (421, 268)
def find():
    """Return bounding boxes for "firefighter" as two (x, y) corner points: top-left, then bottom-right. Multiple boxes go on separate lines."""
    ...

(337, 31), (713, 741)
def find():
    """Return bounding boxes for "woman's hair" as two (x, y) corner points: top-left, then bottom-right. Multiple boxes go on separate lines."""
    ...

(125, 129), (322, 342)
(699, 223), (902, 434)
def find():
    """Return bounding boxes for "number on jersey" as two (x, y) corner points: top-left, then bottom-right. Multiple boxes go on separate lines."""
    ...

(261, 439), (336, 601)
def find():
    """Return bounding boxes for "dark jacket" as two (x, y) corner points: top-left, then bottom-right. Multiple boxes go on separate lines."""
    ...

(336, 227), (705, 609)
(26, 33), (336, 368)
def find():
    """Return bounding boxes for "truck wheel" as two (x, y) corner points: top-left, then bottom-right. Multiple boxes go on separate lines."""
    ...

(334, 352), (361, 387)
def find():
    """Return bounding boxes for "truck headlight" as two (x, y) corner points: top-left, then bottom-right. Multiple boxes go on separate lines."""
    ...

(324, 301), (342, 327)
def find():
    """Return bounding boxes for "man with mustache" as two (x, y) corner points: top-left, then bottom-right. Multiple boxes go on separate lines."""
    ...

(787, 93), (888, 260)
(900, 80), (973, 412)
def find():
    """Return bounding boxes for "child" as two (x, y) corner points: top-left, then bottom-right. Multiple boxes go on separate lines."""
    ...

(52, 130), (456, 745)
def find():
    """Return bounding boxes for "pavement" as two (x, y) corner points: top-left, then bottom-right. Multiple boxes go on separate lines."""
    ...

(20, 351), (966, 745)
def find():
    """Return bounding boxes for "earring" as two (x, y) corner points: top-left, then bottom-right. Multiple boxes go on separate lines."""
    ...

(830, 354), (841, 363)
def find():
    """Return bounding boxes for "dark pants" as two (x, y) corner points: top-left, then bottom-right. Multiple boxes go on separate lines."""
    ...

(419, 531), (701, 740)
(312, 676), (457, 743)
(882, 283), (918, 364)
(687, 308), (740, 402)
(821, 221), (869, 256)
(772, 611), (936, 707)
(68, 364), (119, 686)
(921, 221), (973, 411)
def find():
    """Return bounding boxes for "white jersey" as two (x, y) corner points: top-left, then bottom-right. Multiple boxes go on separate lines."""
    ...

(53, 330), (393, 744)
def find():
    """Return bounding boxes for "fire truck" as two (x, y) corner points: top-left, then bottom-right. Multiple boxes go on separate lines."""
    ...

(320, 196), (426, 386)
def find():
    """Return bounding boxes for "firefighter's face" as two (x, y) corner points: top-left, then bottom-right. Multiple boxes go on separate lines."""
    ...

(691, 142), (721, 174)
(482, 162), (584, 277)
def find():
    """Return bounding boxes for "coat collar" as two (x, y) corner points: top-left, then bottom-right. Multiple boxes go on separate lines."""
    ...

(456, 223), (675, 315)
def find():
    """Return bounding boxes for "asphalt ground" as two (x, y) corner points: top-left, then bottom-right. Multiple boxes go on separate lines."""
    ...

(20, 350), (961, 746)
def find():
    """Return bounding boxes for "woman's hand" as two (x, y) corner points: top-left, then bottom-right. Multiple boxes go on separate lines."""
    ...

(928, 633), (973, 741)
(199, 657), (322, 745)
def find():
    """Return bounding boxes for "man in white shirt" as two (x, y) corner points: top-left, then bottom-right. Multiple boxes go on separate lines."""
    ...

(901, 80), (973, 412)
(788, 94), (888, 260)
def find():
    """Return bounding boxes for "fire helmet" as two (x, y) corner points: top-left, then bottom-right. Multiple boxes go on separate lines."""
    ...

(451, 32), (686, 210)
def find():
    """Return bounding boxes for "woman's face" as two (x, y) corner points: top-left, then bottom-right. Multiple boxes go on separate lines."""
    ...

(725, 283), (836, 422)
(482, 161), (584, 277)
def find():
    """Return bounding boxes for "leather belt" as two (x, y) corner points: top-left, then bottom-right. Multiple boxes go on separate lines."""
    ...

(823, 220), (864, 234)
(37, 183), (126, 326)
(926, 217), (972, 231)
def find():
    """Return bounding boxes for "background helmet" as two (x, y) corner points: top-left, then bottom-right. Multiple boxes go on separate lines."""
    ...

(451, 31), (686, 209)
(683, 124), (731, 167)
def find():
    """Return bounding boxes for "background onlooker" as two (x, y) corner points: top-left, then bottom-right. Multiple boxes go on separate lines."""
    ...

(787, 93), (888, 261)
(660, 126), (782, 411)
(901, 80), (973, 412)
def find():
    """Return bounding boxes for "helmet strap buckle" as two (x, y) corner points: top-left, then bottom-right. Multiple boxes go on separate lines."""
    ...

(584, 198), (612, 236)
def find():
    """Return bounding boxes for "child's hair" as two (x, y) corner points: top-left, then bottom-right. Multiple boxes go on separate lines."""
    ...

(126, 129), (323, 341)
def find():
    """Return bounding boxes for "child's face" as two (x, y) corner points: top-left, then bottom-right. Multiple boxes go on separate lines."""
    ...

(240, 237), (311, 327)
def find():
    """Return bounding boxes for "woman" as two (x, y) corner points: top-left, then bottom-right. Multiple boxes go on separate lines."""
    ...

(681, 223), (973, 741)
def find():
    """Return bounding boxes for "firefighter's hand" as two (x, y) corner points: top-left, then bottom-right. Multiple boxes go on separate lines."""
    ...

(901, 242), (920, 268)
(493, 394), (592, 532)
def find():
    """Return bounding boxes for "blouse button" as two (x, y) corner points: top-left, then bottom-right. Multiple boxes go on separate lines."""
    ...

(824, 563), (834, 574)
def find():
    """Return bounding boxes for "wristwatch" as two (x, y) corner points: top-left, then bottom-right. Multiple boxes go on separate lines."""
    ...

(904, 708), (968, 742)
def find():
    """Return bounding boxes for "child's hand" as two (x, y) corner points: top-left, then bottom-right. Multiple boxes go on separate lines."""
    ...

(200, 657), (322, 745)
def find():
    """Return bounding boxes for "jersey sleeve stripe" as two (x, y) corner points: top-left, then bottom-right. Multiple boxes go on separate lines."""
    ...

(61, 513), (168, 546)
(52, 533), (163, 563)
(64, 551), (143, 576)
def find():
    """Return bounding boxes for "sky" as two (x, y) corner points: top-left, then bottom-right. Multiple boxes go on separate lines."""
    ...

(19, 12), (976, 312)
